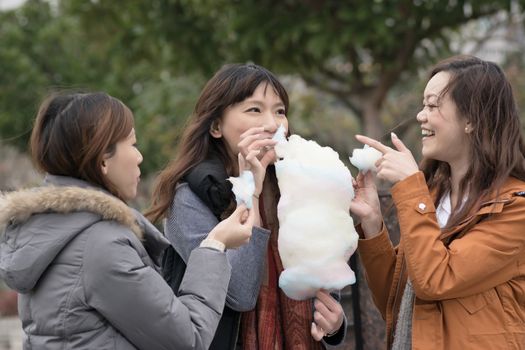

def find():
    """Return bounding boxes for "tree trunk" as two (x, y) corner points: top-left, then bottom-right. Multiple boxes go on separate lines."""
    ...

(362, 100), (384, 140)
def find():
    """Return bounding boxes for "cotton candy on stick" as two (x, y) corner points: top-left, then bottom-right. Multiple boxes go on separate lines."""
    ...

(274, 127), (359, 300)
(228, 170), (255, 209)
(349, 145), (382, 173)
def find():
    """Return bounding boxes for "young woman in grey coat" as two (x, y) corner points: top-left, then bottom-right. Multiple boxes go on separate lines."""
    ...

(147, 64), (347, 349)
(0, 92), (254, 350)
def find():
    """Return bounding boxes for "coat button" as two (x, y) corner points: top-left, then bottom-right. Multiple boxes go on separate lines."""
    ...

(418, 203), (426, 211)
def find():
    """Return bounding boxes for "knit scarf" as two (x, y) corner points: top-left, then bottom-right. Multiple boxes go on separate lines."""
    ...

(391, 279), (414, 350)
(241, 170), (323, 350)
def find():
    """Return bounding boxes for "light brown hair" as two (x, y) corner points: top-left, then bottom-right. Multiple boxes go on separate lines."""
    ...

(30, 92), (134, 199)
(421, 55), (525, 228)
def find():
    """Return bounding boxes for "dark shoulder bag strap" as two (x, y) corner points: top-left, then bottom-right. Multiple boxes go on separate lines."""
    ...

(161, 246), (186, 293)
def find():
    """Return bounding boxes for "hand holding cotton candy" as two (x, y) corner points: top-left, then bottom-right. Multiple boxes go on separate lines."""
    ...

(349, 145), (382, 173)
(275, 132), (359, 300)
(228, 171), (255, 209)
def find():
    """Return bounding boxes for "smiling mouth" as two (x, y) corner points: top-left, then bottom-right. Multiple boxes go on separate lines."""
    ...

(422, 129), (435, 137)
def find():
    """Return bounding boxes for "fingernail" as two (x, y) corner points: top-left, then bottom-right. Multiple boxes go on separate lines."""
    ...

(391, 132), (398, 139)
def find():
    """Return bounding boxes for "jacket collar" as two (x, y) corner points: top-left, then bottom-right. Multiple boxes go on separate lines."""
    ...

(438, 176), (525, 242)
(1, 175), (143, 239)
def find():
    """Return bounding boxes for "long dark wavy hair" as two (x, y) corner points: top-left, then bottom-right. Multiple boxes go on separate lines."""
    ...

(421, 55), (525, 228)
(146, 63), (289, 223)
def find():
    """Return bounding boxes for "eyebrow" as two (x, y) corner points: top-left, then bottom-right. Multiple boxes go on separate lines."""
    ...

(423, 93), (440, 102)
(242, 99), (285, 109)
(424, 93), (438, 99)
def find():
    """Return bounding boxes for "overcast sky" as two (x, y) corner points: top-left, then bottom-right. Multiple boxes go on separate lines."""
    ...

(0, 0), (26, 11)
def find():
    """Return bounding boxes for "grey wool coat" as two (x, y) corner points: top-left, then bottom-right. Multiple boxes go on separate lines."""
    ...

(0, 175), (232, 350)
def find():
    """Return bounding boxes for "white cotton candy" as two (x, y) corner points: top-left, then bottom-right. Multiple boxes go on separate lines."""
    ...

(228, 170), (255, 209)
(275, 134), (359, 300)
(272, 123), (287, 144)
(349, 145), (382, 173)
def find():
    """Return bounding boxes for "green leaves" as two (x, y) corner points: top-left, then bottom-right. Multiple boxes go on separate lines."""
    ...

(0, 0), (523, 174)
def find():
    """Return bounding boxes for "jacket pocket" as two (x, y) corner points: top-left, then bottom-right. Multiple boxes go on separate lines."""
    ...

(495, 278), (525, 328)
(412, 303), (443, 349)
(413, 300), (438, 320)
(456, 292), (487, 314)
(456, 289), (506, 335)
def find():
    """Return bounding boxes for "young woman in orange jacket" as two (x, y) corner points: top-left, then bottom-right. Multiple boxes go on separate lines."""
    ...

(351, 56), (525, 349)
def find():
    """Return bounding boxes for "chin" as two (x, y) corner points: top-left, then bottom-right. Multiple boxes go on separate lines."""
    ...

(421, 148), (433, 159)
(123, 190), (137, 202)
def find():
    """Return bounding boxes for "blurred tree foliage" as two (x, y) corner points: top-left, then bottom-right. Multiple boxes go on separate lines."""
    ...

(0, 0), (524, 174)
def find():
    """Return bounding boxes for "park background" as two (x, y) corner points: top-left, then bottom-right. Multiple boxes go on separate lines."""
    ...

(1, 0), (525, 349)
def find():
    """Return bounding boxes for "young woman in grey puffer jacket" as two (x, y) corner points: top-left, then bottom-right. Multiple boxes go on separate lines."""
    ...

(0, 92), (254, 350)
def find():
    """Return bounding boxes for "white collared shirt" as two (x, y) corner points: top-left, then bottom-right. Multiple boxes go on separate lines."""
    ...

(436, 193), (451, 229)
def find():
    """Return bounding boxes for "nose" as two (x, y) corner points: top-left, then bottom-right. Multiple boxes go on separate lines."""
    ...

(136, 148), (143, 165)
(262, 111), (279, 133)
(416, 109), (427, 123)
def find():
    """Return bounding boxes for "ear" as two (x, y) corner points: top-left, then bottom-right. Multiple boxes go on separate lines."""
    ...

(209, 120), (222, 138)
(100, 158), (109, 175)
(464, 122), (474, 134)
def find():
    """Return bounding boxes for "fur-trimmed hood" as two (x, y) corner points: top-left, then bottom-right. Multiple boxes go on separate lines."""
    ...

(0, 175), (169, 293)
(0, 186), (142, 239)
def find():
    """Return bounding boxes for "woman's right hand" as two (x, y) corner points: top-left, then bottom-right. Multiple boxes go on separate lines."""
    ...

(237, 126), (277, 196)
(207, 205), (255, 249)
(350, 171), (383, 238)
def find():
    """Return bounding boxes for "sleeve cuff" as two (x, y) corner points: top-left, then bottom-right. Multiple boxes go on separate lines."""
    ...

(199, 238), (226, 252)
(358, 224), (392, 254)
(323, 317), (346, 346)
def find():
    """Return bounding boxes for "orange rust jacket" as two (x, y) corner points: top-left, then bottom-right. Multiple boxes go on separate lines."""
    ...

(358, 172), (525, 350)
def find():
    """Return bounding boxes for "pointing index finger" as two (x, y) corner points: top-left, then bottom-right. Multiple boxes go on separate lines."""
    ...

(355, 134), (391, 154)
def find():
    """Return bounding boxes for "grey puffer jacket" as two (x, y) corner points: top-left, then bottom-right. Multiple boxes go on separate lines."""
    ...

(0, 175), (232, 350)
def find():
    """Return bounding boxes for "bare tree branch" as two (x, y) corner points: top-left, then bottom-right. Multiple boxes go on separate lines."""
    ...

(302, 75), (362, 117)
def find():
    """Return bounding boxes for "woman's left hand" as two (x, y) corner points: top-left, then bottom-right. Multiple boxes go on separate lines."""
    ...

(355, 133), (419, 184)
(350, 171), (383, 238)
(310, 290), (344, 341)
(237, 126), (277, 196)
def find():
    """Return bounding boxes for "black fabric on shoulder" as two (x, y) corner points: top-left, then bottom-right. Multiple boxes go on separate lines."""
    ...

(168, 156), (240, 350)
(161, 246), (186, 292)
(184, 157), (234, 219)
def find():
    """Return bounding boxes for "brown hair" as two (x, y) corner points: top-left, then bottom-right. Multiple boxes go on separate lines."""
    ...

(146, 63), (289, 223)
(30, 92), (134, 199)
(421, 55), (525, 228)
